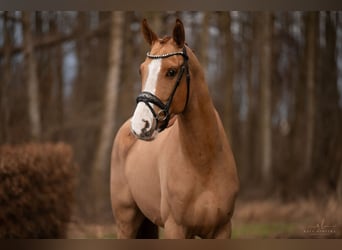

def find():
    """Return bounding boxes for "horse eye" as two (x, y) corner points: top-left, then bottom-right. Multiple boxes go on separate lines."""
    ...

(166, 69), (177, 77)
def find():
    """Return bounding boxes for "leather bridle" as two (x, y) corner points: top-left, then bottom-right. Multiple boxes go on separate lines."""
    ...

(136, 47), (190, 132)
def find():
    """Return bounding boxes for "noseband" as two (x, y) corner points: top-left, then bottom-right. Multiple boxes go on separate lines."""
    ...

(136, 47), (190, 132)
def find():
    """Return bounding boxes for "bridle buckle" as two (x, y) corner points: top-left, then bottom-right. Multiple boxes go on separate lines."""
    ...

(156, 110), (168, 122)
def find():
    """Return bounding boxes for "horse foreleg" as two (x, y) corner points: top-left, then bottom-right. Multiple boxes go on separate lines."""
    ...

(163, 217), (188, 239)
(114, 205), (144, 239)
(213, 220), (232, 239)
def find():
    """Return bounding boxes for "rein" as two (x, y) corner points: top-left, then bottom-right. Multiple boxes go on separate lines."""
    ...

(136, 47), (190, 132)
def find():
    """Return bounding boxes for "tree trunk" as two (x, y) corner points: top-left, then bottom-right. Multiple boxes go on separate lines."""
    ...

(217, 12), (234, 141)
(259, 12), (273, 183)
(336, 12), (342, 201)
(50, 13), (65, 140)
(92, 11), (124, 188)
(72, 12), (88, 110)
(242, 12), (258, 186)
(199, 12), (210, 75)
(0, 12), (12, 143)
(304, 12), (318, 173)
(22, 11), (42, 141)
(116, 12), (137, 131)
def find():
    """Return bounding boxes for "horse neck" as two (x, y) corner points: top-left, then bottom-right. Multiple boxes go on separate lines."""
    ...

(177, 59), (221, 169)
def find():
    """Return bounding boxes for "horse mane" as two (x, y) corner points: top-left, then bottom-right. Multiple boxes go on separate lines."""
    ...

(159, 36), (172, 44)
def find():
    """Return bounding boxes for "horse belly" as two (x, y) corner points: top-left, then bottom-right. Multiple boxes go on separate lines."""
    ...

(125, 147), (163, 226)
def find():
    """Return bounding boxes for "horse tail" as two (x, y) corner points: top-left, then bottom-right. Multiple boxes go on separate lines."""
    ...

(136, 217), (159, 239)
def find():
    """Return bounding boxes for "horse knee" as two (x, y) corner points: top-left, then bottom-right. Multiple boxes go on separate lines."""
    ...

(115, 222), (137, 239)
(113, 206), (144, 239)
(163, 218), (187, 239)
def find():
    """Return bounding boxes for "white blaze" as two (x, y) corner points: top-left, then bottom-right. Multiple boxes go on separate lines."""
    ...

(131, 59), (162, 138)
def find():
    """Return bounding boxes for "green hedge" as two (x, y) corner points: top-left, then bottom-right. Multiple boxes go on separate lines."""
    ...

(0, 143), (77, 238)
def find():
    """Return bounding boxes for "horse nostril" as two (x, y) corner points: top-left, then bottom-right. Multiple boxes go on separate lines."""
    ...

(141, 119), (150, 134)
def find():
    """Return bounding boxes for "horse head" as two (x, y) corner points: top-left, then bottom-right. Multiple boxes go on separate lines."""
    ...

(131, 19), (190, 141)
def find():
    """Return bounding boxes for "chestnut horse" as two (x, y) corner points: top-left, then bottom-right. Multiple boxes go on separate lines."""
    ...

(110, 18), (239, 239)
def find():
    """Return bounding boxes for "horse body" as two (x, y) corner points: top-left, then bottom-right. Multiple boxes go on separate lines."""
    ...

(111, 19), (239, 239)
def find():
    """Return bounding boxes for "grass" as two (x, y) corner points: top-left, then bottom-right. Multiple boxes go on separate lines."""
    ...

(232, 222), (298, 238)
(67, 197), (342, 239)
(68, 221), (339, 239)
(68, 222), (298, 239)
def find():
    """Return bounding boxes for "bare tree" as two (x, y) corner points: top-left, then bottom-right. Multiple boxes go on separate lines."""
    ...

(116, 12), (139, 130)
(51, 14), (65, 139)
(0, 12), (12, 143)
(217, 12), (234, 140)
(199, 12), (210, 74)
(92, 11), (124, 186)
(22, 11), (42, 140)
(259, 12), (273, 183)
(304, 12), (318, 173)
(241, 12), (258, 185)
(334, 13), (342, 201)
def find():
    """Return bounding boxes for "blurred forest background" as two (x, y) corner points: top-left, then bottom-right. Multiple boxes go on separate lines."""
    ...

(0, 11), (341, 235)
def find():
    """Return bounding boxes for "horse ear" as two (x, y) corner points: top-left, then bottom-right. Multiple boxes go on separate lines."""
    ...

(172, 18), (185, 48)
(142, 19), (158, 46)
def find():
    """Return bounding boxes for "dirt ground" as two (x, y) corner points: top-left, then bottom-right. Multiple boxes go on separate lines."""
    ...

(67, 196), (342, 239)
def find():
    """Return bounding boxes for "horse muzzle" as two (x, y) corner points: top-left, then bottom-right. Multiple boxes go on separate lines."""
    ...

(131, 102), (159, 141)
